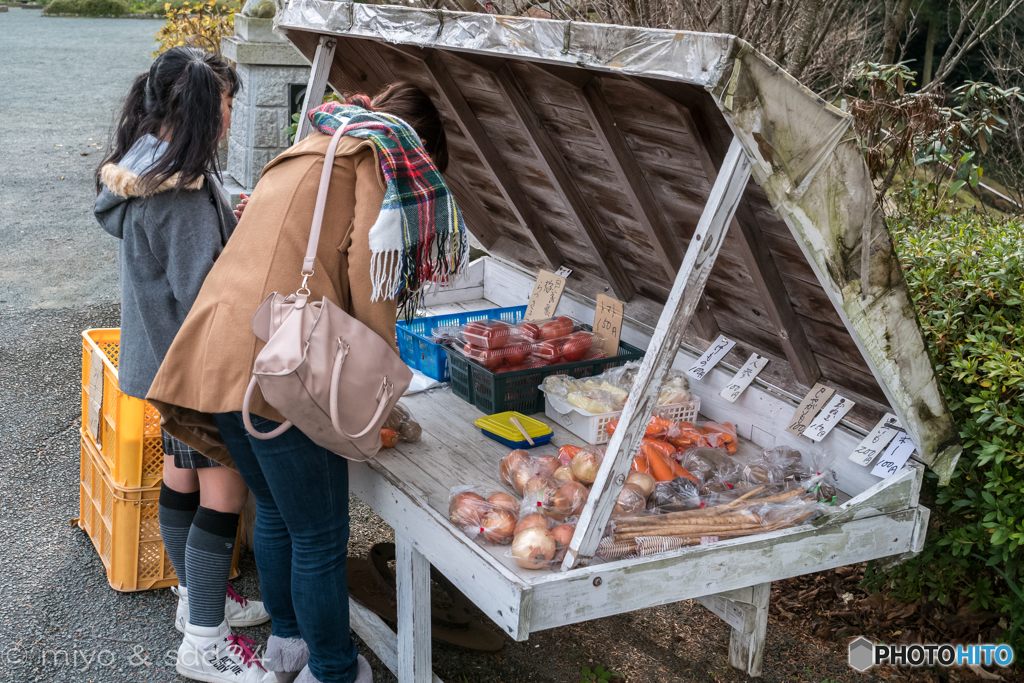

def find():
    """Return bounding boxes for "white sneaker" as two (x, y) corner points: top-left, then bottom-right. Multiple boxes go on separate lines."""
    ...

(175, 620), (276, 683)
(174, 584), (271, 633)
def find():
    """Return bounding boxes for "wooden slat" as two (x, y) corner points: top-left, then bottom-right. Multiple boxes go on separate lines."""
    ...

(674, 100), (821, 387)
(390, 49), (565, 270)
(443, 170), (500, 248)
(578, 76), (719, 339)
(563, 138), (752, 570)
(296, 35), (337, 142)
(491, 63), (636, 301)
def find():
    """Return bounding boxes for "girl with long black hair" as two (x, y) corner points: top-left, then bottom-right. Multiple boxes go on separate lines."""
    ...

(95, 46), (274, 683)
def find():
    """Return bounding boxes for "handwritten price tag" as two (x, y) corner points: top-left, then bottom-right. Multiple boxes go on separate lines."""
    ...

(720, 353), (769, 403)
(849, 413), (903, 466)
(802, 394), (855, 442)
(685, 336), (735, 381)
(871, 432), (916, 478)
(593, 294), (624, 357)
(524, 269), (567, 321)
(785, 383), (835, 436)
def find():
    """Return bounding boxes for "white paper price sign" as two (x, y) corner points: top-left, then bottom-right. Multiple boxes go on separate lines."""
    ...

(849, 413), (903, 466)
(720, 353), (769, 403)
(802, 394), (855, 442)
(686, 336), (735, 381)
(871, 432), (916, 478)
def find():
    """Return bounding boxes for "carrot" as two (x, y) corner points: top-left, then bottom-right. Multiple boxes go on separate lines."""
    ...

(667, 459), (699, 482)
(646, 415), (674, 436)
(380, 428), (398, 448)
(632, 453), (651, 474)
(644, 447), (676, 482)
(606, 418), (618, 436)
(641, 437), (676, 460)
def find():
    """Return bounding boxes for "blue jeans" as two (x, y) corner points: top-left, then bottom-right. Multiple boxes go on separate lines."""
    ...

(213, 412), (359, 683)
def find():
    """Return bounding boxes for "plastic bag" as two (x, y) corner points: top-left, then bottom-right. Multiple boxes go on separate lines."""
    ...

(499, 450), (562, 495)
(523, 479), (589, 522)
(605, 414), (675, 438)
(448, 487), (522, 545)
(658, 374), (692, 405)
(677, 447), (734, 480)
(384, 403), (422, 442)
(701, 422), (738, 453)
(648, 477), (704, 511)
(567, 389), (621, 414)
(506, 517), (577, 569)
(612, 484), (649, 516)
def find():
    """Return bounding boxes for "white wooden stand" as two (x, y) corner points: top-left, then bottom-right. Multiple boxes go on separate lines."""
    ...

(338, 256), (929, 682)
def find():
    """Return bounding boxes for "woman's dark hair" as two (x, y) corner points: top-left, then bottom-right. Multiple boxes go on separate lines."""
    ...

(346, 82), (449, 173)
(97, 47), (240, 194)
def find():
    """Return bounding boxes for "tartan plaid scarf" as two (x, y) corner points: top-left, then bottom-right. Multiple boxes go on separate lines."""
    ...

(309, 102), (467, 317)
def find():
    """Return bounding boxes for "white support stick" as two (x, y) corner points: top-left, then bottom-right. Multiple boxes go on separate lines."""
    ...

(561, 137), (753, 571)
(396, 534), (433, 683)
(296, 35), (336, 142)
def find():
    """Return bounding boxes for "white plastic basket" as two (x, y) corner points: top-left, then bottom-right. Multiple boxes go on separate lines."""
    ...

(544, 394), (700, 445)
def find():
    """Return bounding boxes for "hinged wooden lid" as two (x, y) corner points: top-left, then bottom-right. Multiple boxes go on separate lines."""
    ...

(276, 1), (961, 480)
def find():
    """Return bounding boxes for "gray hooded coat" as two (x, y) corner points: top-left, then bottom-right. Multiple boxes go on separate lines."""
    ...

(94, 134), (237, 399)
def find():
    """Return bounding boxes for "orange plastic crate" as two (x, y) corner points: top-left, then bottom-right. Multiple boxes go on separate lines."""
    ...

(77, 436), (240, 592)
(81, 329), (164, 489)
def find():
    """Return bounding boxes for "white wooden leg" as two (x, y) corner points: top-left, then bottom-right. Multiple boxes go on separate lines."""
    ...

(696, 582), (770, 677)
(396, 534), (432, 683)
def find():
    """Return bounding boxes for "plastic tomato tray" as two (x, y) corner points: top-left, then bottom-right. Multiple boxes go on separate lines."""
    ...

(445, 326), (645, 415)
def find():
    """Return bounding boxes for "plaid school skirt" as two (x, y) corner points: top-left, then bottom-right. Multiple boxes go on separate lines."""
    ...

(162, 431), (220, 469)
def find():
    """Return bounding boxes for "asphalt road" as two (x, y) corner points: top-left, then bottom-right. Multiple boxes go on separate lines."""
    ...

(0, 12), (275, 683)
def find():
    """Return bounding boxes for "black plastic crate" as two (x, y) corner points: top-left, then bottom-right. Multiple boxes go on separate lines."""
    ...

(444, 330), (645, 415)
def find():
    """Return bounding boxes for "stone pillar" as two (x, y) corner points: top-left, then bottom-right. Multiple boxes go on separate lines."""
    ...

(222, 16), (309, 198)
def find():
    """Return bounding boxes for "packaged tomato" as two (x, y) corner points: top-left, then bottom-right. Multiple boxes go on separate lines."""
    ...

(532, 340), (562, 364)
(456, 340), (534, 371)
(515, 316), (583, 342)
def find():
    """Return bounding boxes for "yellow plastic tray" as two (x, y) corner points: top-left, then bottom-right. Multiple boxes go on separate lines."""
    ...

(474, 411), (553, 444)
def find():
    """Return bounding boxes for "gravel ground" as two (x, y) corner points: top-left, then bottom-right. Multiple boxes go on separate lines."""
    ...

(0, 9), (997, 683)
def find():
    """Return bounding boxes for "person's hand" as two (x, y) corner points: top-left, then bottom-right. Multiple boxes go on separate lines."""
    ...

(233, 193), (248, 219)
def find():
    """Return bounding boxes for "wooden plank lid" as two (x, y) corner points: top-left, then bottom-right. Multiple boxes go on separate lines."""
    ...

(275, 2), (961, 480)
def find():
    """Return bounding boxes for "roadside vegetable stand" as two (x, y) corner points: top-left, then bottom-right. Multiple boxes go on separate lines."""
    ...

(274, 3), (962, 679)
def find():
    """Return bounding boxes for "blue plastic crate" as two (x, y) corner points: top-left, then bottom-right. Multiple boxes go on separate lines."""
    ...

(396, 306), (527, 383)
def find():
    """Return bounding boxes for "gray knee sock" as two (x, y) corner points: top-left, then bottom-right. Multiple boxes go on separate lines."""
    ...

(184, 507), (239, 627)
(158, 483), (200, 588)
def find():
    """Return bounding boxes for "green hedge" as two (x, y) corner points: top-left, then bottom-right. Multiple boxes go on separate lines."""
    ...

(865, 189), (1024, 647)
(42, 0), (129, 14)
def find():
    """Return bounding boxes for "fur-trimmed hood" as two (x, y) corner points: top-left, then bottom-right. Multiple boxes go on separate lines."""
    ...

(94, 134), (204, 239)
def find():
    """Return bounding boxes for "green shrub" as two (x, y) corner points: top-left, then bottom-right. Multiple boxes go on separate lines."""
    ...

(43, 0), (129, 14)
(864, 189), (1024, 647)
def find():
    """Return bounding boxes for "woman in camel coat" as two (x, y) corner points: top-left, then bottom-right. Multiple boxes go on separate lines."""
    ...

(149, 83), (450, 683)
